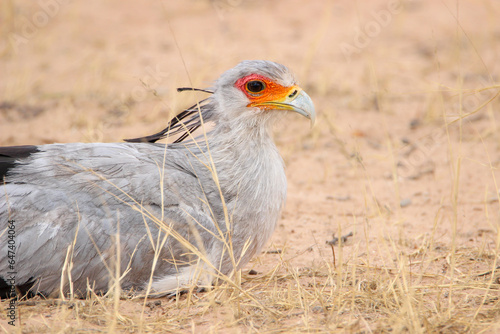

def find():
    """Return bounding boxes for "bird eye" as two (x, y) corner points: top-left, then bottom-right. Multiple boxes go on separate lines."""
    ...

(246, 80), (266, 93)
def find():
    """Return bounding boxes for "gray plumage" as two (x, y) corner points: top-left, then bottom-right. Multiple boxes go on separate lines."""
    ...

(0, 60), (315, 298)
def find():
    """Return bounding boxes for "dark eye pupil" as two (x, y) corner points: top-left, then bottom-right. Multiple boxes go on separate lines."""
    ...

(246, 81), (265, 93)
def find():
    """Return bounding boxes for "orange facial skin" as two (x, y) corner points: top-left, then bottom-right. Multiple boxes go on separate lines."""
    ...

(234, 74), (299, 110)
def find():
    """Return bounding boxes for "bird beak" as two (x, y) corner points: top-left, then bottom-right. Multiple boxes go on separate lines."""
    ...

(255, 88), (316, 127)
(288, 90), (316, 127)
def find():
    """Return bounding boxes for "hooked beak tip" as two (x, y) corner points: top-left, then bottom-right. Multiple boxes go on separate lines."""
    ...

(291, 90), (316, 128)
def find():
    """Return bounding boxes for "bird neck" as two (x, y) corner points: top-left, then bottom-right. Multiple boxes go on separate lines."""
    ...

(206, 112), (286, 206)
(211, 110), (278, 144)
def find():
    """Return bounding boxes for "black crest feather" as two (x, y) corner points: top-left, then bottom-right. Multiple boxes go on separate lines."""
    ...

(124, 88), (214, 144)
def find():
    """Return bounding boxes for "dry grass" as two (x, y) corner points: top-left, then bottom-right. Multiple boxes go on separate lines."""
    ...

(5, 245), (500, 333)
(2, 0), (500, 332)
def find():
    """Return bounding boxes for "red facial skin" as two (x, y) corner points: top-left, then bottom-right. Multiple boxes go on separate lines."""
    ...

(235, 74), (298, 109)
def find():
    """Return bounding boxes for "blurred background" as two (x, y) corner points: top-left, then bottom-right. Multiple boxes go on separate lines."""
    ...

(1, 0), (497, 145)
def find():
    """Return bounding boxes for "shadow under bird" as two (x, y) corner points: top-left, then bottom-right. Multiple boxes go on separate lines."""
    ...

(0, 60), (315, 298)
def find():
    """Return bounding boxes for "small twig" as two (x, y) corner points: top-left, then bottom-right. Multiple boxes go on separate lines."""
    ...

(264, 249), (282, 254)
(329, 243), (336, 268)
(326, 232), (354, 246)
(476, 265), (500, 277)
(326, 232), (354, 268)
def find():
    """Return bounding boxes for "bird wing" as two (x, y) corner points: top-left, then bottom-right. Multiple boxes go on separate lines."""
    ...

(0, 142), (222, 297)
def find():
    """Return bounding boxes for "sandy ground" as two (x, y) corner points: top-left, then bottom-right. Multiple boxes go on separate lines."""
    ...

(1, 0), (500, 332)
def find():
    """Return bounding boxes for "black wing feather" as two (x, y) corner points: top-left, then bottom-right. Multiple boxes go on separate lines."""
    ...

(0, 145), (40, 182)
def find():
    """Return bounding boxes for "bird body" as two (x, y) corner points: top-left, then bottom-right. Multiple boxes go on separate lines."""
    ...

(0, 60), (315, 297)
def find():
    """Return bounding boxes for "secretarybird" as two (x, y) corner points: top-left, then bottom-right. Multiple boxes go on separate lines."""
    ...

(0, 60), (315, 298)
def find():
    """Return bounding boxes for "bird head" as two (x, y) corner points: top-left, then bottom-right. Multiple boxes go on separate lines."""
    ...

(125, 60), (315, 143)
(213, 60), (316, 127)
